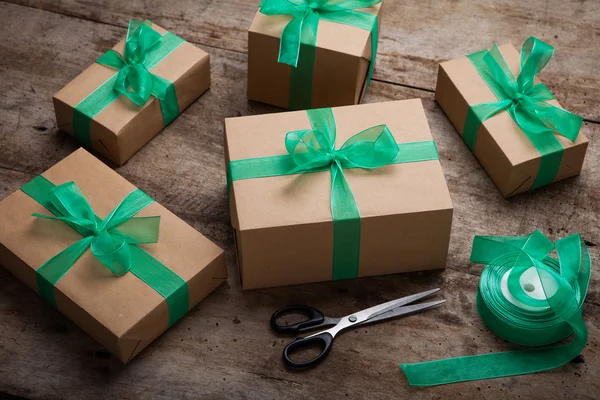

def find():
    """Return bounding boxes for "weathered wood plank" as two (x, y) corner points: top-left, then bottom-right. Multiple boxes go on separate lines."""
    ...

(4, 0), (600, 121)
(0, 2), (599, 399)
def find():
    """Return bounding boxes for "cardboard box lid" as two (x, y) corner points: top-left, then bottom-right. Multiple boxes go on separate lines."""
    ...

(248, 3), (382, 61)
(0, 149), (224, 341)
(440, 43), (589, 169)
(226, 99), (454, 231)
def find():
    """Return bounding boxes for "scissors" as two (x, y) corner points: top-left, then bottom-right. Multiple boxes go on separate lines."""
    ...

(271, 288), (445, 368)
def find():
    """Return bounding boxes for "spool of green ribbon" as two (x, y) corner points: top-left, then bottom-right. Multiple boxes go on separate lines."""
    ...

(400, 230), (591, 386)
(21, 176), (189, 327)
(72, 19), (183, 146)
(463, 37), (583, 190)
(228, 107), (439, 280)
(259, 0), (381, 110)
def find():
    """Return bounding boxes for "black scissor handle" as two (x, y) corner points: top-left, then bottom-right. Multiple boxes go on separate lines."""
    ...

(283, 332), (334, 368)
(270, 305), (325, 334)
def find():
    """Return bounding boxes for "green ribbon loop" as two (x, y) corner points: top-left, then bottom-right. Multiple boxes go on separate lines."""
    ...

(21, 176), (189, 327)
(72, 20), (183, 146)
(399, 230), (591, 386)
(228, 107), (439, 280)
(463, 37), (583, 190)
(259, 0), (381, 109)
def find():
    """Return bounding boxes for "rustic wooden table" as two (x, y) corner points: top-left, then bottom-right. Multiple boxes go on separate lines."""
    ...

(0, 1), (599, 399)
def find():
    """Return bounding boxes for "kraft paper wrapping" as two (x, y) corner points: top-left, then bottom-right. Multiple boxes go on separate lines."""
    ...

(225, 99), (453, 289)
(0, 149), (227, 362)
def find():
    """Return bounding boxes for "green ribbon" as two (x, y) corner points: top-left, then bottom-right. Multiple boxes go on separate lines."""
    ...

(259, 0), (381, 110)
(72, 20), (183, 146)
(400, 230), (591, 386)
(228, 107), (439, 280)
(21, 176), (189, 327)
(463, 37), (582, 190)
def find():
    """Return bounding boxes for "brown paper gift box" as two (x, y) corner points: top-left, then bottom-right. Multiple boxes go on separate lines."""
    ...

(0, 149), (227, 362)
(436, 43), (588, 198)
(247, 3), (382, 109)
(53, 23), (211, 165)
(225, 99), (454, 289)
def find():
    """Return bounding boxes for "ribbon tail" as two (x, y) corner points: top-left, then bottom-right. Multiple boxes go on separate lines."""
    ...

(400, 310), (587, 386)
(279, 16), (305, 67)
(533, 102), (583, 142)
(36, 237), (93, 308)
(102, 188), (155, 230)
(114, 216), (161, 244)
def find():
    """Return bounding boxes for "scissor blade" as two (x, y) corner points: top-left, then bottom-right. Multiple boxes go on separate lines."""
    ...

(350, 288), (441, 324)
(361, 299), (446, 325)
(365, 288), (441, 321)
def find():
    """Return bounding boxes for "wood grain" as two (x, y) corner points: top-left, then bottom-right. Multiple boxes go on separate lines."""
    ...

(0, 1), (599, 399)
(4, 0), (600, 121)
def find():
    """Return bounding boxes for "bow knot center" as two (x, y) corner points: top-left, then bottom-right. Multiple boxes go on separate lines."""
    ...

(308, 2), (320, 11)
(327, 150), (340, 164)
(92, 225), (107, 237)
(513, 92), (524, 104)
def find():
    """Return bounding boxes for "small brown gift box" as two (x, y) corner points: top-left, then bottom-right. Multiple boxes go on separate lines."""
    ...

(225, 99), (453, 289)
(0, 149), (226, 362)
(247, 3), (382, 110)
(436, 43), (588, 198)
(53, 22), (211, 165)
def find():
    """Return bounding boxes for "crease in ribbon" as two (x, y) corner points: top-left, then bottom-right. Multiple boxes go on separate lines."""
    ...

(72, 19), (183, 146)
(21, 175), (189, 327)
(399, 230), (591, 386)
(463, 37), (582, 190)
(228, 107), (439, 280)
(259, 0), (382, 110)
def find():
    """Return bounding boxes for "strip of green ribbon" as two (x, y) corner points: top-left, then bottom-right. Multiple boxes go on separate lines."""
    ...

(259, 0), (381, 110)
(228, 107), (439, 280)
(72, 20), (183, 146)
(21, 175), (189, 327)
(462, 37), (582, 190)
(400, 230), (591, 386)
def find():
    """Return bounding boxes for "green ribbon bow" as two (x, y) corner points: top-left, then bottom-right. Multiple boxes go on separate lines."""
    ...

(463, 37), (583, 190)
(400, 230), (590, 386)
(228, 107), (439, 280)
(72, 20), (184, 147)
(22, 176), (189, 327)
(259, 0), (381, 110)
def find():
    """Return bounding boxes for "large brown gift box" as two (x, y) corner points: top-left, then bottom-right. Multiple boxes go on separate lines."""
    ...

(225, 100), (454, 289)
(436, 43), (588, 198)
(247, 3), (382, 110)
(0, 149), (227, 362)
(54, 21), (211, 165)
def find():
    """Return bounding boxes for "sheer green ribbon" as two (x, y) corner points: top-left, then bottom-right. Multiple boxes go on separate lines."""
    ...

(228, 107), (439, 280)
(21, 176), (189, 327)
(72, 20), (183, 146)
(463, 37), (582, 190)
(400, 230), (591, 386)
(259, 0), (381, 110)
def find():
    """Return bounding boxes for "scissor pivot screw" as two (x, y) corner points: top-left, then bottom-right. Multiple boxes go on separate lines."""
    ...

(348, 315), (357, 322)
